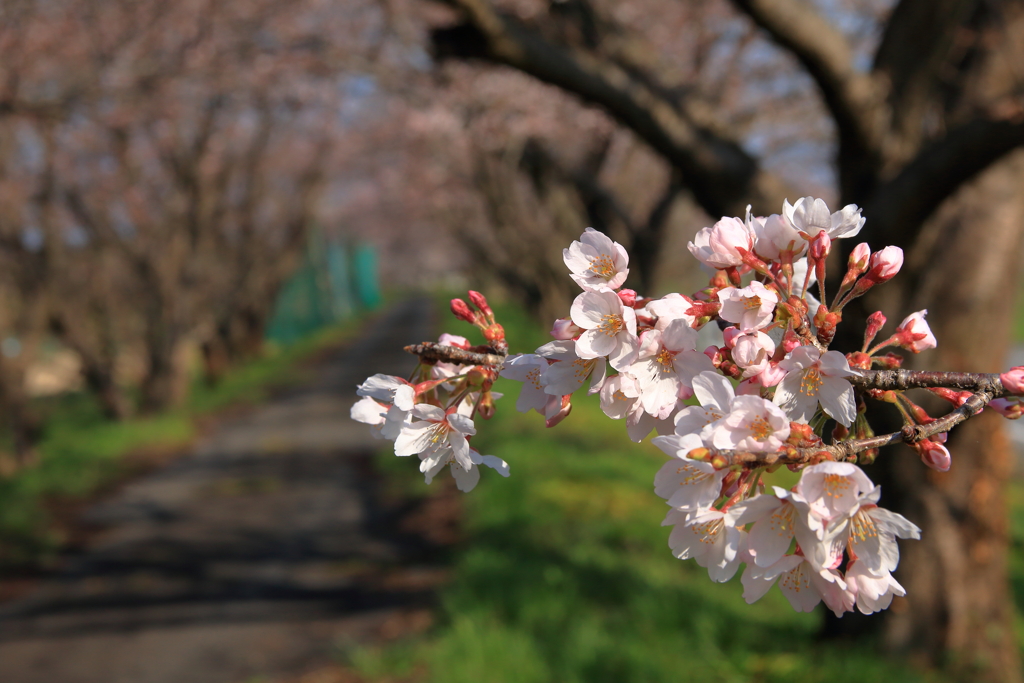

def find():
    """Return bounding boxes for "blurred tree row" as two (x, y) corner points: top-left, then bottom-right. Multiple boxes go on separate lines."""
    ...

(0, 0), (356, 448)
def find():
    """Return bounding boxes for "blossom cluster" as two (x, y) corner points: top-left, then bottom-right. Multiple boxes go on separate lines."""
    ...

(352, 196), (1024, 616)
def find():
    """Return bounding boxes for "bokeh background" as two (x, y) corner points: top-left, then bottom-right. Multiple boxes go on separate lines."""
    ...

(2, 0), (1024, 681)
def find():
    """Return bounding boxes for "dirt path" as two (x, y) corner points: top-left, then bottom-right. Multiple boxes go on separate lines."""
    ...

(0, 298), (447, 683)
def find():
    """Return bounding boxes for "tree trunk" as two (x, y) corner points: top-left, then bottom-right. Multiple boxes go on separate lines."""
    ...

(831, 151), (1024, 682)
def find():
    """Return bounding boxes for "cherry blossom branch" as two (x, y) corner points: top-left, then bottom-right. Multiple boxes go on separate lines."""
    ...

(404, 342), (506, 367)
(850, 369), (1007, 396)
(715, 390), (994, 469)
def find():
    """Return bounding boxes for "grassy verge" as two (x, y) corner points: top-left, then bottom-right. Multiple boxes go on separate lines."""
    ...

(348, 302), (947, 683)
(0, 316), (367, 569)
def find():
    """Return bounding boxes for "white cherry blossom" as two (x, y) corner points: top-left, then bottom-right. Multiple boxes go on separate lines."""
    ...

(395, 405), (476, 470)
(645, 293), (696, 330)
(741, 554), (853, 616)
(422, 448), (510, 492)
(782, 197), (865, 241)
(500, 354), (550, 414)
(570, 290), (640, 371)
(563, 227), (630, 291)
(773, 345), (859, 426)
(731, 331), (776, 378)
(688, 216), (753, 269)
(718, 281), (778, 332)
(727, 487), (823, 568)
(673, 371), (735, 443)
(796, 462), (875, 519)
(630, 319), (714, 420)
(664, 508), (745, 582)
(535, 340), (607, 396)
(845, 560), (906, 614)
(709, 395), (790, 452)
(651, 433), (725, 511)
(828, 487), (920, 576)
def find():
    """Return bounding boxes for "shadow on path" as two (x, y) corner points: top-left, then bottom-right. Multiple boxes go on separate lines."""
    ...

(0, 298), (450, 683)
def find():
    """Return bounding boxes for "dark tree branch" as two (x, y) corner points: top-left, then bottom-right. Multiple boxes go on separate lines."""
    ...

(431, 0), (790, 217)
(864, 116), (1024, 249)
(405, 342), (506, 366)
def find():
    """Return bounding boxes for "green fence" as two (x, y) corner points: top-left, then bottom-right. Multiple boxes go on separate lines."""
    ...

(265, 234), (380, 346)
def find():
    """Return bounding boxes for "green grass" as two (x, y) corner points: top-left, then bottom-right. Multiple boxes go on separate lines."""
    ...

(349, 301), (946, 683)
(0, 317), (366, 569)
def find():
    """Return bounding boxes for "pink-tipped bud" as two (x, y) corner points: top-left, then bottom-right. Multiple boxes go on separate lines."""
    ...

(781, 329), (802, 354)
(895, 309), (937, 353)
(450, 298), (476, 324)
(916, 439), (951, 472)
(990, 398), (1024, 420)
(1000, 366), (1024, 395)
(467, 290), (492, 317)
(722, 326), (742, 349)
(544, 395), (572, 428)
(863, 311), (887, 350)
(809, 231), (831, 261)
(550, 318), (582, 340)
(848, 242), (871, 273)
(616, 289), (638, 307)
(866, 246), (903, 283)
(704, 345), (724, 366)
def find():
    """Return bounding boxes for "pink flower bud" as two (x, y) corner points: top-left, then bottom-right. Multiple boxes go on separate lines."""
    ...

(544, 395), (572, 428)
(863, 311), (886, 350)
(848, 242), (871, 271)
(450, 298), (476, 324)
(866, 246), (903, 282)
(916, 439), (951, 472)
(722, 326), (742, 349)
(616, 289), (637, 307)
(1000, 366), (1024, 395)
(990, 398), (1024, 420)
(895, 309), (937, 353)
(550, 318), (582, 340)
(704, 345), (723, 366)
(809, 231), (831, 261)
(467, 290), (492, 317)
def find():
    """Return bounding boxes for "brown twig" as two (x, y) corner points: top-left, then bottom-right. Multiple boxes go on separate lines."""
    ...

(850, 369), (1005, 396)
(714, 390), (994, 468)
(404, 342), (506, 367)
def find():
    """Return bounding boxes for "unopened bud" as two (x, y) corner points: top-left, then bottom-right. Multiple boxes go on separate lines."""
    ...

(991, 398), (1024, 419)
(483, 323), (505, 344)
(809, 231), (831, 261)
(1000, 366), (1024, 395)
(710, 454), (730, 470)
(704, 345), (724, 367)
(787, 422), (815, 445)
(863, 311), (887, 350)
(848, 242), (871, 273)
(866, 246), (903, 283)
(544, 395), (572, 428)
(616, 289), (637, 307)
(846, 351), (871, 371)
(874, 352), (904, 369)
(916, 439), (951, 472)
(467, 290), (493, 318)
(450, 298), (476, 324)
(722, 326), (742, 349)
(895, 310), (937, 353)
(550, 318), (582, 340)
